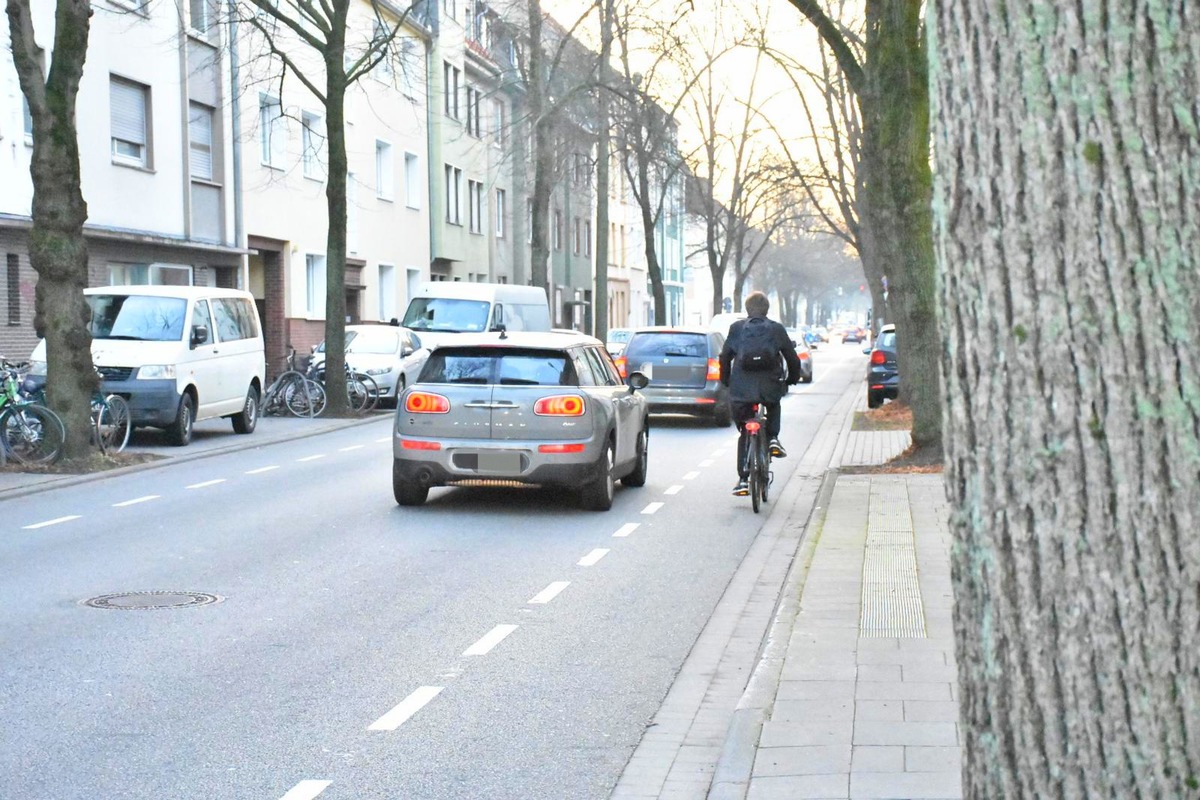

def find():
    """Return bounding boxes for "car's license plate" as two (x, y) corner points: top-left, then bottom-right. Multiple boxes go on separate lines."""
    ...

(478, 451), (521, 472)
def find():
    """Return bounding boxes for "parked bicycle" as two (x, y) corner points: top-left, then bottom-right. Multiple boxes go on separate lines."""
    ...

(0, 358), (65, 466)
(91, 385), (131, 454)
(261, 349), (326, 418)
(742, 403), (772, 513)
(306, 359), (379, 414)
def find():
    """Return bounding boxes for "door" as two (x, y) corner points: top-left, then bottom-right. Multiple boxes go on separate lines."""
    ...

(184, 299), (227, 417)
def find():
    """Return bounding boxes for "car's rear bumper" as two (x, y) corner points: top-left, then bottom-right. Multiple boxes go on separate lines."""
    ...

(392, 433), (604, 488)
(867, 371), (899, 399)
(643, 383), (727, 415)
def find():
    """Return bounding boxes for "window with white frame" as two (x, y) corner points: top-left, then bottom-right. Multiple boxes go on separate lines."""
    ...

(553, 210), (563, 250)
(301, 111), (323, 179)
(189, 0), (213, 36)
(110, 76), (150, 167)
(259, 94), (285, 168)
(188, 102), (214, 181)
(584, 220), (592, 258)
(305, 254), (326, 316)
(376, 140), (394, 200)
(378, 263), (397, 321)
(495, 188), (506, 238)
(468, 180), (483, 234)
(22, 96), (33, 143)
(443, 0), (456, 20)
(404, 152), (421, 208)
(399, 38), (421, 98)
(465, 86), (481, 138)
(108, 262), (193, 286)
(443, 62), (460, 119)
(444, 164), (462, 225)
(491, 98), (504, 146)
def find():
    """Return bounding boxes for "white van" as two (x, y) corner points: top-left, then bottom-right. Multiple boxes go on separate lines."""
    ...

(399, 282), (551, 347)
(29, 285), (265, 446)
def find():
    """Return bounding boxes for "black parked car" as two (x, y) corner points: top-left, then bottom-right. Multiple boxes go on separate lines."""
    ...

(865, 324), (898, 408)
(616, 327), (732, 426)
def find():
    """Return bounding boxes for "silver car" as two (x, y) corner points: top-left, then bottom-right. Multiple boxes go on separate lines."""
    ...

(312, 324), (428, 406)
(392, 332), (651, 510)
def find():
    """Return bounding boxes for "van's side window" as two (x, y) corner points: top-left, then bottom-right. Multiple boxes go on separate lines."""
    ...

(212, 298), (259, 341)
(191, 300), (214, 346)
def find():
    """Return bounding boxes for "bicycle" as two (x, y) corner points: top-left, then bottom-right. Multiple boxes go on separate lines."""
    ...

(0, 359), (65, 466)
(307, 360), (378, 414)
(262, 349), (326, 418)
(92, 388), (131, 454)
(742, 403), (772, 513)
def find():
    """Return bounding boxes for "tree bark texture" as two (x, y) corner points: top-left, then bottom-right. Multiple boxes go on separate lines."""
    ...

(7, 0), (96, 460)
(321, 12), (349, 416)
(526, 0), (551, 293)
(931, 2), (1200, 797)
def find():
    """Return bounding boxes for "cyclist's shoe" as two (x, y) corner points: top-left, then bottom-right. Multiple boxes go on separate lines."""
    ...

(732, 480), (750, 496)
(769, 439), (788, 459)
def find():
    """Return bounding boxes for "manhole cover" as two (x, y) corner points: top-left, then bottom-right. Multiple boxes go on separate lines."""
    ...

(82, 591), (223, 610)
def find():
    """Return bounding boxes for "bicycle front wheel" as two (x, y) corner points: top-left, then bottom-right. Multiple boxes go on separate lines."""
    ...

(346, 376), (371, 413)
(285, 379), (326, 418)
(96, 394), (131, 454)
(1, 403), (65, 465)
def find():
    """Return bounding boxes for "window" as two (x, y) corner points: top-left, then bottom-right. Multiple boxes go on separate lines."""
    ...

(259, 94), (284, 168)
(584, 220), (592, 258)
(6, 254), (20, 325)
(22, 96), (33, 144)
(347, 172), (358, 254)
(443, 0), (456, 20)
(305, 255), (326, 316)
(302, 112), (323, 179)
(404, 152), (421, 208)
(107, 262), (192, 286)
(372, 21), (393, 78)
(376, 140), (394, 200)
(491, 98), (505, 146)
(378, 264), (396, 321)
(443, 62), (460, 119)
(188, 102), (214, 181)
(495, 189), (506, 238)
(211, 298), (260, 341)
(110, 76), (150, 167)
(465, 86), (481, 138)
(399, 38), (421, 98)
(191, 300), (213, 346)
(444, 164), (462, 224)
(189, 0), (213, 35)
(553, 210), (563, 250)
(572, 217), (581, 255)
(526, 199), (533, 244)
(468, 179), (483, 234)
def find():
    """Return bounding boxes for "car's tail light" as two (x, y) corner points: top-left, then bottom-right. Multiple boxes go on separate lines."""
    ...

(405, 391), (450, 413)
(798, 351), (810, 361)
(744, 420), (761, 433)
(870, 350), (887, 365)
(534, 395), (586, 416)
(401, 439), (442, 450)
(706, 358), (721, 381)
(870, 384), (885, 390)
(614, 356), (628, 378)
(538, 443), (586, 453)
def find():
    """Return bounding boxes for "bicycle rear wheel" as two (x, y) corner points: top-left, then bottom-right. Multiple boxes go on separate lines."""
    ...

(354, 373), (379, 412)
(1, 403), (65, 465)
(96, 394), (131, 454)
(747, 438), (761, 513)
(346, 376), (371, 413)
(285, 379), (326, 417)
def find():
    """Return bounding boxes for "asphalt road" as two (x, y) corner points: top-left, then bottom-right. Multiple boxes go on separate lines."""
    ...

(0, 344), (867, 800)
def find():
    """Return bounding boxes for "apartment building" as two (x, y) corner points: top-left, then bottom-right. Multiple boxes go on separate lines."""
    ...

(0, 0), (243, 358)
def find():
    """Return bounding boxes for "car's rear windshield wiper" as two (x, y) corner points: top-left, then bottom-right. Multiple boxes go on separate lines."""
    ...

(446, 377), (489, 384)
(499, 378), (541, 385)
(662, 350), (695, 357)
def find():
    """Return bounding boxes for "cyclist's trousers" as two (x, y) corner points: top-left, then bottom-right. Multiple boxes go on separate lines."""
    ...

(732, 401), (780, 480)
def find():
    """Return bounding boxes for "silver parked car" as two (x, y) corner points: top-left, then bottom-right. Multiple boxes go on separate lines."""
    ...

(312, 324), (428, 407)
(392, 331), (651, 510)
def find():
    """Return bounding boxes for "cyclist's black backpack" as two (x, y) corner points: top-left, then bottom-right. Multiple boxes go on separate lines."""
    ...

(738, 319), (779, 372)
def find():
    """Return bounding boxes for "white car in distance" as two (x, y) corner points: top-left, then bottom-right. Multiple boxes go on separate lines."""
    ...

(311, 324), (428, 407)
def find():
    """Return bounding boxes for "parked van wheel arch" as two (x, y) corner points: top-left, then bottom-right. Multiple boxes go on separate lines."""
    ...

(232, 382), (260, 434)
(167, 390), (196, 446)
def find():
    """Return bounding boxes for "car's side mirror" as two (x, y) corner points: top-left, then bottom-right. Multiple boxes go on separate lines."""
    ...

(863, 346), (872, 355)
(190, 325), (208, 349)
(628, 371), (650, 391)
(402, 346), (414, 357)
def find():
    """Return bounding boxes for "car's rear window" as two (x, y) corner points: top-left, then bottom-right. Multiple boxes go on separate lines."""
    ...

(879, 331), (897, 349)
(420, 347), (577, 386)
(624, 332), (708, 359)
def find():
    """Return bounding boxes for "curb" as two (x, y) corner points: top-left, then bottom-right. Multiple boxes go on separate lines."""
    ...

(0, 412), (387, 501)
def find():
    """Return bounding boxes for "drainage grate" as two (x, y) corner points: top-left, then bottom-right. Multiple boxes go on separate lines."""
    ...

(859, 481), (927, 638)
(82, 591), (223, 610)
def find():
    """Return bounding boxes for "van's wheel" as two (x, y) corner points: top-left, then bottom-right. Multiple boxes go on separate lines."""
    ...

(580, 441), (615, 511)
(392, 459), (429, 506)
(167, 393), (195, 446)
(232, 385), (259, 434)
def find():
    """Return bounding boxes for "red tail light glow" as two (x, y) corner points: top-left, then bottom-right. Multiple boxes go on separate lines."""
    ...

(534, 395), (586, 416)
(614, 357), (628, 378)
(798, 351), (810, 361)
(405, 391), (450, 413)
(706, 358), (721, 381)
(744, 421), (761, 433)
(870, 350), (887, 365)
(538, 443), (587, 453)
(401, 439), (442, 450)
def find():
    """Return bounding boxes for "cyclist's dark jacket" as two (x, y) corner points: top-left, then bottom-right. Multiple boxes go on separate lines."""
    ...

(718, 316), (803, 403)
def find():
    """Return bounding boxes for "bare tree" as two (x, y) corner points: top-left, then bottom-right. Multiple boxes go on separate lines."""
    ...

(6, 0), (96, 461)
(232, 0), (415, 415)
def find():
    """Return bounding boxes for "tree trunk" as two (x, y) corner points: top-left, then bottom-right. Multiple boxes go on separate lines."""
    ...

(526, 0), (551, 293)
(592, 0), (611, 341)
(635, 152), (666, 325)
(321, 50), (349, 416)
(7, 0), (96, 461)
(932, 2), (1200, 797)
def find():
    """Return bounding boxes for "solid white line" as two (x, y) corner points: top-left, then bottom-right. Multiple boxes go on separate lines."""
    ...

(296, 454), (326, 462)
(245, 465), (279, 475)
(463, 624), (519, 656)
(699, 459), (714, 467)
(641, 502), (665, 515)
(338, 445), (364, 452)
(578, 548), (609, 567)
(22, 515), (81, 530)
(528, 581), (570, 604)
(278, 780), (332, 800)
(683, 471), (701, 480)
(112, 495), (160, 508)
(664, 485), (683, 496)
(186, 479), (226, 490)
(613, 522), (640, 538)
(367, 686), (444, 732)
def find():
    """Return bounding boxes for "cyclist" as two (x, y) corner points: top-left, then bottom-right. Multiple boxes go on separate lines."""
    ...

(718, 291), (803, 496)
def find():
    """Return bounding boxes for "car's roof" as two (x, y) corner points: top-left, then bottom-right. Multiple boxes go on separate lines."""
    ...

(880, 324), (896, 332)
(629, 326), (712, 335)
(428, 331), (603, 350)
(84, 285), (253, 299)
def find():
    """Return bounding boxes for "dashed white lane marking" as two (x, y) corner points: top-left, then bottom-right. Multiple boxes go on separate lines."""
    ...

(376, 436), (391, 443)
(641, 502), (665, 515)
(297, 454), (326, 462)
(528, 581), (570, 604)
(699, 459), (714, 467)
(339, 445), (364, 452)
(186, 479), (226, 490)
(578, 548), (609, 566)
(245, 466), (279, 475)
(463, 624), (519, 656)
(664, 485), (683, 496)
(22, 515), (81, 530)
(613, 523), (640, 538)
(367, 686), (444, 732)
(112, 495), (160, 507)
(278, 780), (332, 799)
(683, 471), (701, 480)
(711, 449), (725, 457)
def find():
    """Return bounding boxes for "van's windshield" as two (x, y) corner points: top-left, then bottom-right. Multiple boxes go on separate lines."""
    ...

(402, 298), (491, 333)
(87, 294), (188, 342)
